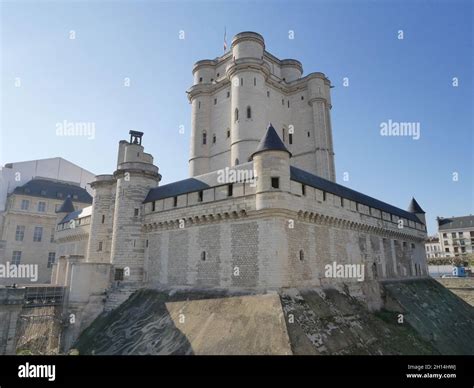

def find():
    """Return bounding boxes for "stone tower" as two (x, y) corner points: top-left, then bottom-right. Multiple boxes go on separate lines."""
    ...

(252, 124), (292, 211)
(109, 131), (161, 284)
(188, 31), (336, 181)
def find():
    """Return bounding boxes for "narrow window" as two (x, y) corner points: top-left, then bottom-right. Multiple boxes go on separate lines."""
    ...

(199, 77), (203, 83)
(301, 96), (304, 100)
(288, 100), (290, 108)
(307, 131), (310, 137)
(240, 77), (243, 86)
(173, 197), (178, 207)
(134, 208), (139, 217)
(217, 73), (220, 77)
(98, 242), (103, 251)
(15, 225), (25, 241)
(146, 240), (149, 248)
(152, 201), (156, 211)
(282, 99), (284, 105)
(227, 129), (230, 138)
(228, 184), (233, 197)
(227, 91), (230, 98)
(323, 192), (326, 201)
(198, 191), (203, 202)
(267, 91), (270, 98)
(21, 199), (29, 210)
(202, 131), (207, 145)
(234, 108), (239, 122)
(198, 101), (201, 109)
(289, 133), (293, 144)
(271, 177), (280, 189)
(47, 252), (56, 268)
(12, 251), (21, 266)
(246, 106), (251, 119)
(38, 201), (46, 212)
(340, 197), (344, 207)
(299, 250), (304, 261)
(282, 128), (286, 142)
(212, 134), (216, 144)
(254, 77), (256, 86)
(302, 185), (306, 196)
(201, 251), (206, 261)
(114, 268), (124, 281)
(214, 98), (217, 105)
(235, 158), (239, 166)
(101, 214), (105, 224)
(33, 226), (43, 242)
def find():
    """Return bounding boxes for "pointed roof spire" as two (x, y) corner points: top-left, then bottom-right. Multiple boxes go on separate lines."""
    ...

(408, 197), (425, 214)
(56, 195), (75, 214)
(251, 123), (291, 159)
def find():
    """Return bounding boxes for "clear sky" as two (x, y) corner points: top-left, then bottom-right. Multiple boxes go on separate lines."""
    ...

(1, 0), (472, 234)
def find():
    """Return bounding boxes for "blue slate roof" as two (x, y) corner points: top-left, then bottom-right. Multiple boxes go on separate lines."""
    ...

(251, 124), (291, 159)
(438, 215), (474, 231)
(290, 166), (422, 224)
(407, 198), (425, 214)
(56, 196), (75, 213)
(144, 178), (211, 203)
(13, 178), (92, 204)
(59, 206), (92, 224)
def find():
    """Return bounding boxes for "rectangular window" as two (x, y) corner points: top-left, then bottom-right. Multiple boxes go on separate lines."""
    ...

(12, 251), (21, 265)
(98, 242), (103, 251)
(21, 199), (29, 210)
(114, 268), (124, 281)
(38, 201), (46, 212)
(102, 214), (106, 223)
(134, 208), (139, 217)
(47, 252), (56, 268)
(152, 201), (156, 212)
(289, 133), (293, 144)
(173, 196), (178, 207)
(214, 98), (217, 105)
(33, 226), (43, 242)
(323, 192), (327, 201)
(302, 185), (306, 196)
(443, 233), (447, 238)
(15, 225), (25, 241)
(227, 184), (233, 197)
(271, 177), (280, 189)
(198, 191), (203, 202)
(50, 229), (55, 243)
(227, 91), (230, 98)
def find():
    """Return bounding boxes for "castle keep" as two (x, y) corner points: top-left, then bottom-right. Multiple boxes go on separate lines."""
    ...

(50, 32), (428, 346)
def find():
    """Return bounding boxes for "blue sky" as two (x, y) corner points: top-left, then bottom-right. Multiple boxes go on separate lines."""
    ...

(1, 0), (472, 234)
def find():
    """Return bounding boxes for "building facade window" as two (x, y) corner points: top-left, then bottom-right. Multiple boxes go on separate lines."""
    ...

(98, 242), (103, 251)
(227, 129), (230, 138)
(234, 108), (239, 122)
(173, 197), (178, 207)
(33, 226), (43, 242)
(201, 251), (206, 261)
(228, 184), (233, 197)
(202, 131), (207, 145)
(198, 191), (203, 202)
(15, 225), (25, 241)
(47, 252), (56, 268)
(299, 250), (304, 261)
(289, 133), (293, 144)
(246, 106), (251, 119)
(12, 251), (21, 265)
(50, 228), (55, 243)
(271, 177), (280, 189)
(213, 134), (216, 144)
(21, 199), (29, 210)
(115, 268), (124, 281)
(38, 201), (46, 212)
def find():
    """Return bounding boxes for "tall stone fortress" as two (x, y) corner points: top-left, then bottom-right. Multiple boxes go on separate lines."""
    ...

(188, 32), (335, 181)
(51, 32), (429, 347)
